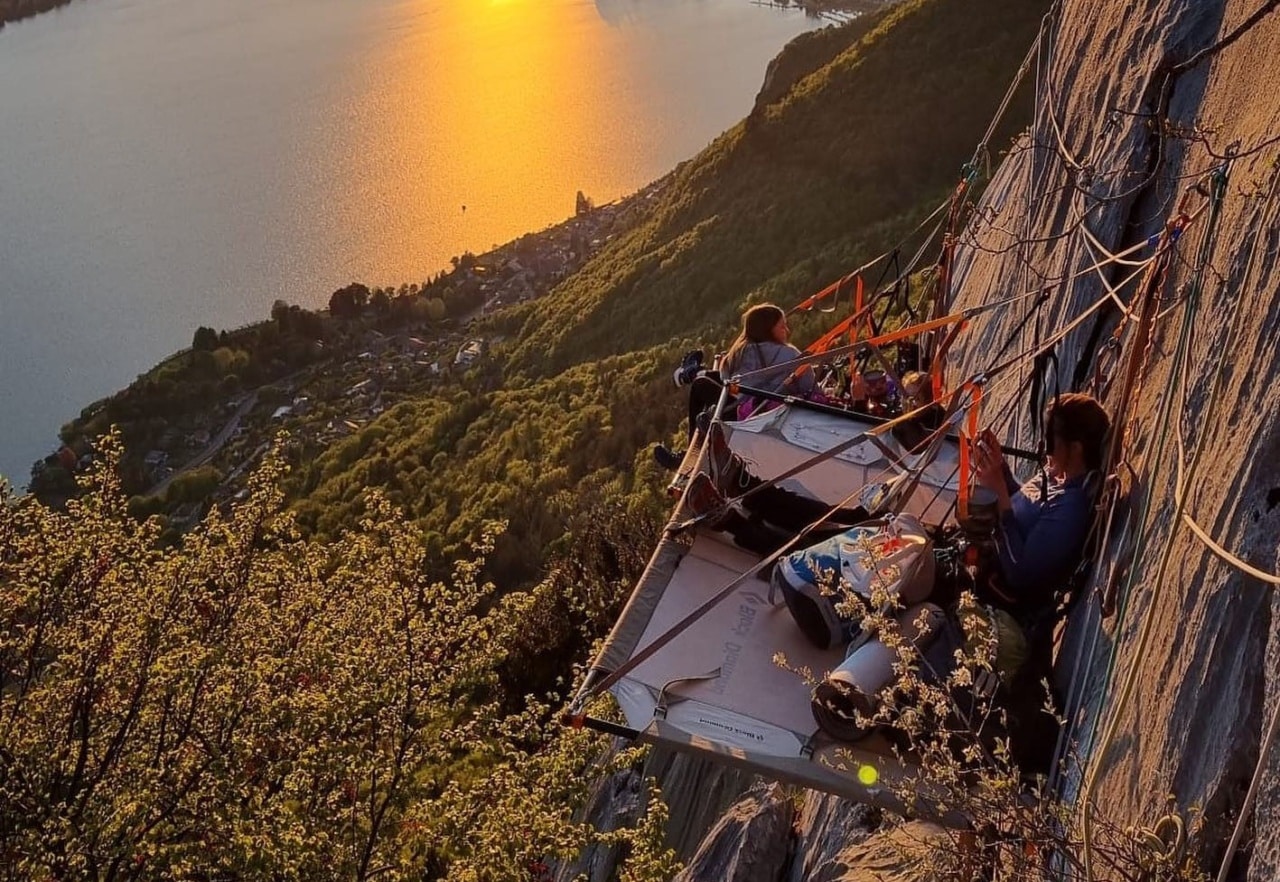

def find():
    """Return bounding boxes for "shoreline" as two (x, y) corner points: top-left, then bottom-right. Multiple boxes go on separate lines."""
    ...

(24, 175), (671, 502)
(0, 0), (81, 29)
(1, 0), (826, 488)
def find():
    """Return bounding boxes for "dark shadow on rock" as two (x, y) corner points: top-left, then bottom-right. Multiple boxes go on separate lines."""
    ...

(673, 782), (796, 882)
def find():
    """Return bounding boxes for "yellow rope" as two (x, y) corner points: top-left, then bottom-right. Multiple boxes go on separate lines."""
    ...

(1080, 170), (1226, 880)
(1131, 813), (1187, 878)
(1177, 511), (1280, 585)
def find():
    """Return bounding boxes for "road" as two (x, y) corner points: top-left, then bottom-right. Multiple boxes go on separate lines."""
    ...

(148, 392), (258, 497)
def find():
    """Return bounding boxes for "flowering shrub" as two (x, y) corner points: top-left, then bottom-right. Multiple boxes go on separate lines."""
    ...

(0, 433), (672, 882)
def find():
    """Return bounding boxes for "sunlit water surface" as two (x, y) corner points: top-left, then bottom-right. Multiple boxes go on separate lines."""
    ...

(0, 0), (822, 486)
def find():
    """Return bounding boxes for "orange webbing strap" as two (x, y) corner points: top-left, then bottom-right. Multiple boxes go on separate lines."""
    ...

(805, 276), (868, 356)
(742, 311), (967, 391)
(956, 380), (983, 523)
(791, 247), (892, 314)
(792, 275), (845, 314)
(850, 277), (863, 346)
(862, 313), (961, 352)
(929, 319), (968, 400)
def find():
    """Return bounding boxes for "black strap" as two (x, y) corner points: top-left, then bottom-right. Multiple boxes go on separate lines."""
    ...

(1029, 348), (1060, 503)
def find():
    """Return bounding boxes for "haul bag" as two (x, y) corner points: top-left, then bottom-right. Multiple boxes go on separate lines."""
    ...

(772, 514), (935, 650)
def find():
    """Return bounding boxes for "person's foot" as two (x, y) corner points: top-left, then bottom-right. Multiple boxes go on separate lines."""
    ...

(706, 422), (746, 493)
(653, 444), (684, 471)
(683, 473), (730, 527)
(695, 410), (713, 436)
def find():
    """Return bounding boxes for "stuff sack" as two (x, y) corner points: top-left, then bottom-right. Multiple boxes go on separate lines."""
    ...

(772, 514), (935, 650)
(811, 602), (946, 742)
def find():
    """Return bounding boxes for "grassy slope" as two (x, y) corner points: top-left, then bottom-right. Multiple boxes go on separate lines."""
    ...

(294, 0), (1049, 583)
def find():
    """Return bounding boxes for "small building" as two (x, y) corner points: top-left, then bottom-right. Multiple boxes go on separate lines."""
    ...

(455, 339), (485, 366)
(271, 406), (293, 421)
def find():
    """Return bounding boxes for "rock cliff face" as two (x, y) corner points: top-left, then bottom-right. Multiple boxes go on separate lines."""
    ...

(648, 1), (1280, 879)
(947, 0), (1280, 877)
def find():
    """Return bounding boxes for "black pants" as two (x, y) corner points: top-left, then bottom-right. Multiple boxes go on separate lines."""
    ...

(687, 373), (730, 436)
(720, 467), (869, 556)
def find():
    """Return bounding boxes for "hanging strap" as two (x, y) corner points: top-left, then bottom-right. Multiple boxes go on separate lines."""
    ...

(1029, 348), (1060, 499)
(806, 275), (869, 355)
(655, 669), (724, 718)
(956, 380), (984, 523)
(929, 319), (968, 400)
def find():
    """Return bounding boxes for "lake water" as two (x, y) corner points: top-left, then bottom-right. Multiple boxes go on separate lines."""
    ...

(0, 0), (824, 487)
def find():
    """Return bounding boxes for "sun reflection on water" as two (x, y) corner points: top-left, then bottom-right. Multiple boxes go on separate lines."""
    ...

(0, 0), (820, 484)
(330, 0), (642, 279)
(330, 0), (822, 283)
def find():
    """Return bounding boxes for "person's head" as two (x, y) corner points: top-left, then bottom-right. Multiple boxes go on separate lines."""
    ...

(902, 371), (932, 406)
(1044, 393), (1110, 477)
(740, 303), (788, 345)
(863, 369), (889, 401)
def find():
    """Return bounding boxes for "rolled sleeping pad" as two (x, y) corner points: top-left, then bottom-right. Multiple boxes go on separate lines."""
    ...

(810, 603), (946, 742)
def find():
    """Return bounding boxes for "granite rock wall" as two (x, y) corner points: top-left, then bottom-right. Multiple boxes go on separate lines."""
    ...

(947, 1), (1280, 876)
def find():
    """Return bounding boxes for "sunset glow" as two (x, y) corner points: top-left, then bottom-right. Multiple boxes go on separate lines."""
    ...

(0, 0), (818, 484)
(335, 0), (642, 275)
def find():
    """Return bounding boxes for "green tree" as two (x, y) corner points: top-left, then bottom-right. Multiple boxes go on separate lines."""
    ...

(192, 326), (218, 351)
(164, 465), (223, 504)
(0, 436), (682, 882)
(329, 283), (371, 319)
(271, 299), (292, 331)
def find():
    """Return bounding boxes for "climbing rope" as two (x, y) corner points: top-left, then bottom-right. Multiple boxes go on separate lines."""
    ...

(1177, 514), (1280, 585)
(1079, 164), (1230, 881)
(1132, 813), (1189, 878)
(1166, 162), (1280, 587)
(1216, 700), (1280, 882)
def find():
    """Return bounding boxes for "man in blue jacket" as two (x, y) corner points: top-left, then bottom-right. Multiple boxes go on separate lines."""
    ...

(972, 392), (1111, 615)
(810, 393), (1111, 743)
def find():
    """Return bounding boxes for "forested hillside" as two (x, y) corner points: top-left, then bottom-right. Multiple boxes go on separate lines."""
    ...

(501, 0), (1044, 376)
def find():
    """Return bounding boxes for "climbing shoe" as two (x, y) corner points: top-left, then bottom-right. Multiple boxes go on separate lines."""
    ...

(706, 422), (745, 493)
(653, 444), (684, 471)
(682, 473), (732, 528)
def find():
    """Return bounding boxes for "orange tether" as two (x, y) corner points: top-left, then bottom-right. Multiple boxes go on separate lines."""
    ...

(929, 320), (967, 400)
(764, 312), (965, 390)
(956, 380), (983, 523)
(805, 276), (869, 355)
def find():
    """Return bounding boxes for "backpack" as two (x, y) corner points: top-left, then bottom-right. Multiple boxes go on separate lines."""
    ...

(772, 514), (936, 650)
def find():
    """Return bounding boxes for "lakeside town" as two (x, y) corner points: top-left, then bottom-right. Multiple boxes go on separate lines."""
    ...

(29, 180), (669, 527)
